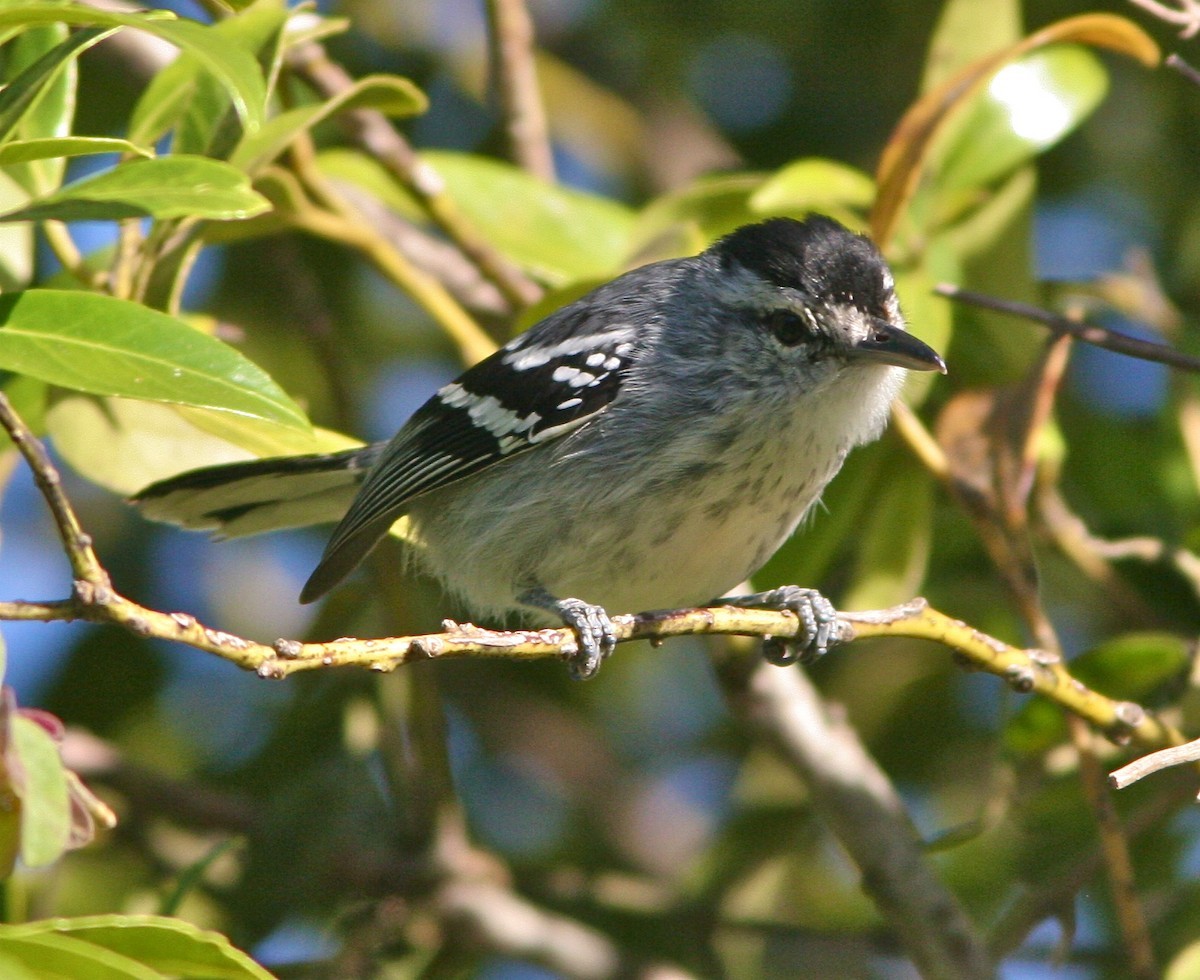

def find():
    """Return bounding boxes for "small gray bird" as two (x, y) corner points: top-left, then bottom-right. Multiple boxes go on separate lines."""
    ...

(135, 215), (945, 677)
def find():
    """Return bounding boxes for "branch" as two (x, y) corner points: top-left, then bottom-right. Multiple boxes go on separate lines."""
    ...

(1111, 738), (1200, 790)
(935, 283), (1200, 372)
(1128, 0), (1200, 37)
(0, 394), (1187, 755)
(485, 0), (556, 180)
(720, 657), (992, 980)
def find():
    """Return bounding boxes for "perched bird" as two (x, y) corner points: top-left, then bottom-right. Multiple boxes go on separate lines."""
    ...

(135, 215), (945, 677)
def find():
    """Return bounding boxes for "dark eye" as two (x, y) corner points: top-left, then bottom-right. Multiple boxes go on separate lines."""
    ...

(763, 310), (810, 346)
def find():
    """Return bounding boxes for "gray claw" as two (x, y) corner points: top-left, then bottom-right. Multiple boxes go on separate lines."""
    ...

(739, 586), (842, 666)
(556, 598), (617, 680)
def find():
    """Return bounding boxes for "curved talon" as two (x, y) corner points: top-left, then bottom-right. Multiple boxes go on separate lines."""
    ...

(554, 597), (617, 680)
(720, 586), (843, 666)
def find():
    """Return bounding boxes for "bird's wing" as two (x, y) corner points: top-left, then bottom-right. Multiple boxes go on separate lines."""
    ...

(300, 301), (640, 601)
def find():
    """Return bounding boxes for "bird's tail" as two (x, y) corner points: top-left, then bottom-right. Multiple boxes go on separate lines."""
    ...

(131, 447), (375, 539)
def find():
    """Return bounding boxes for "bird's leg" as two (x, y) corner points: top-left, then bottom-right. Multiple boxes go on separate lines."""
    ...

(714, 586), (843, 665)
(519, 587), (618, 680)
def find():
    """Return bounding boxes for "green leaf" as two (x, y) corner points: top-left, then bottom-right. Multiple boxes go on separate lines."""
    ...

(0, 26), (115, 147)
(0, 4), (266, 133)
(11, 714), (70, 867)
(0, 291), (309, 428)
(841, 457), (934, 610)
(318, 148), (635, 284)
(0, 931), (160, 979)
(2, 23), (73, 198)
(921, 0), (1021, 91)
(0, 136), (151, 165)
(0, 169), (34, 290)
(0, 156), (270, 222)
(231, 74), (427, 174)
(46, 394), (351, 495)
(938, 45), (1108, 193)
(131, 0), (289, 157)
(0, 915), (275, 980)
(1069, 633), (1191, 702)
(749, 159), (874, 218)
(633, 173), (764, 252)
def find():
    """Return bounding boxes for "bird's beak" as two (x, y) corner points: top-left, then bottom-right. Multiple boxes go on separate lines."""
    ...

(848, 319), (947, 373)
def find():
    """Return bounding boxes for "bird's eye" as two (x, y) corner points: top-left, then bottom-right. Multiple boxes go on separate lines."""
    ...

(763, 310), (810, 346)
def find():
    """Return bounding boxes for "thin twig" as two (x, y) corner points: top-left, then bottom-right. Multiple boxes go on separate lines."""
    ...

(1129, 0), (1200, 37)
(485, 0), (556, 181)
(936, 283), (1200, 372)
(1111, 738), (1200, 790)
(1167, 52), (1200, 86)
(0, 396), (106, 586)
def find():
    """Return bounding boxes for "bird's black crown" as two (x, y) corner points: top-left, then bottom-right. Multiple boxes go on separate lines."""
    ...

(713, 216), (892, 315)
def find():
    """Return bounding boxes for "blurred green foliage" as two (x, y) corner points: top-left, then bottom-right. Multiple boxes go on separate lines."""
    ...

(0, 0), (1196, 977)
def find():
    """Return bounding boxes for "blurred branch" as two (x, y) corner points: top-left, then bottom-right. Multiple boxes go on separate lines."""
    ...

(1167, 52), (1200, 85)
(278, 152), (499, 366)
(1038, 482), (1200, 606)
(285, 40), (542, 312)
(1129, 0), (1200, 37)
(485, 0), (556, 181)
(718, 655), (991, 980)
(936, 284), (1200, 372)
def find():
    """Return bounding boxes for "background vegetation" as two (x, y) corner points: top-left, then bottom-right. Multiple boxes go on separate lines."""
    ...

(0, 0), (1198, 976)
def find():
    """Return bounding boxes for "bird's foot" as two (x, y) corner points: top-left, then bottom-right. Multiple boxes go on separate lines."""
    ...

(520, 588), (617, 680)
(718, 586), (843, 666)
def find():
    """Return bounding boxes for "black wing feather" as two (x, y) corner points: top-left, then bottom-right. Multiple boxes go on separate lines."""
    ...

(300, 299), (639, 601)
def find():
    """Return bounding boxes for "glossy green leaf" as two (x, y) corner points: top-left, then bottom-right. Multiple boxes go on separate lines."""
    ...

(921, 0), (1021, 91)
(1069, 632), (1191, 701)
(47, 394), (352, 495)
(2, 23), (72, 198)
(0, 4), (266, 133)
(318, 148), (635, 284)
(0, 136), (151, 164)
(749, 158), (874, 218)
(938, 45), (1108, 193)
(231, 75), (427, 174)
(0, 916), (275, 979)
(0, 169), (33, 290)
(0, 931), (160, 979)
(130, 0), (288, 156)
(0, 291), (309, 428)
(11, 714), (69, 867)
(0, 26), (114, 147)
(0, 156), (270, 222)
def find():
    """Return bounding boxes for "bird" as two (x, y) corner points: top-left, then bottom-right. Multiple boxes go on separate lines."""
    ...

(134, 215), (946, 678)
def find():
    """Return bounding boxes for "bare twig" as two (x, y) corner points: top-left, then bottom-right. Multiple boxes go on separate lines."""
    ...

(485, 0), (556, 181)
(1111, 738), (1200, 790)
(936, 283), (1200, 372)
(1167, 52), (1200, 86)
(1129, 0), (1200, 37)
